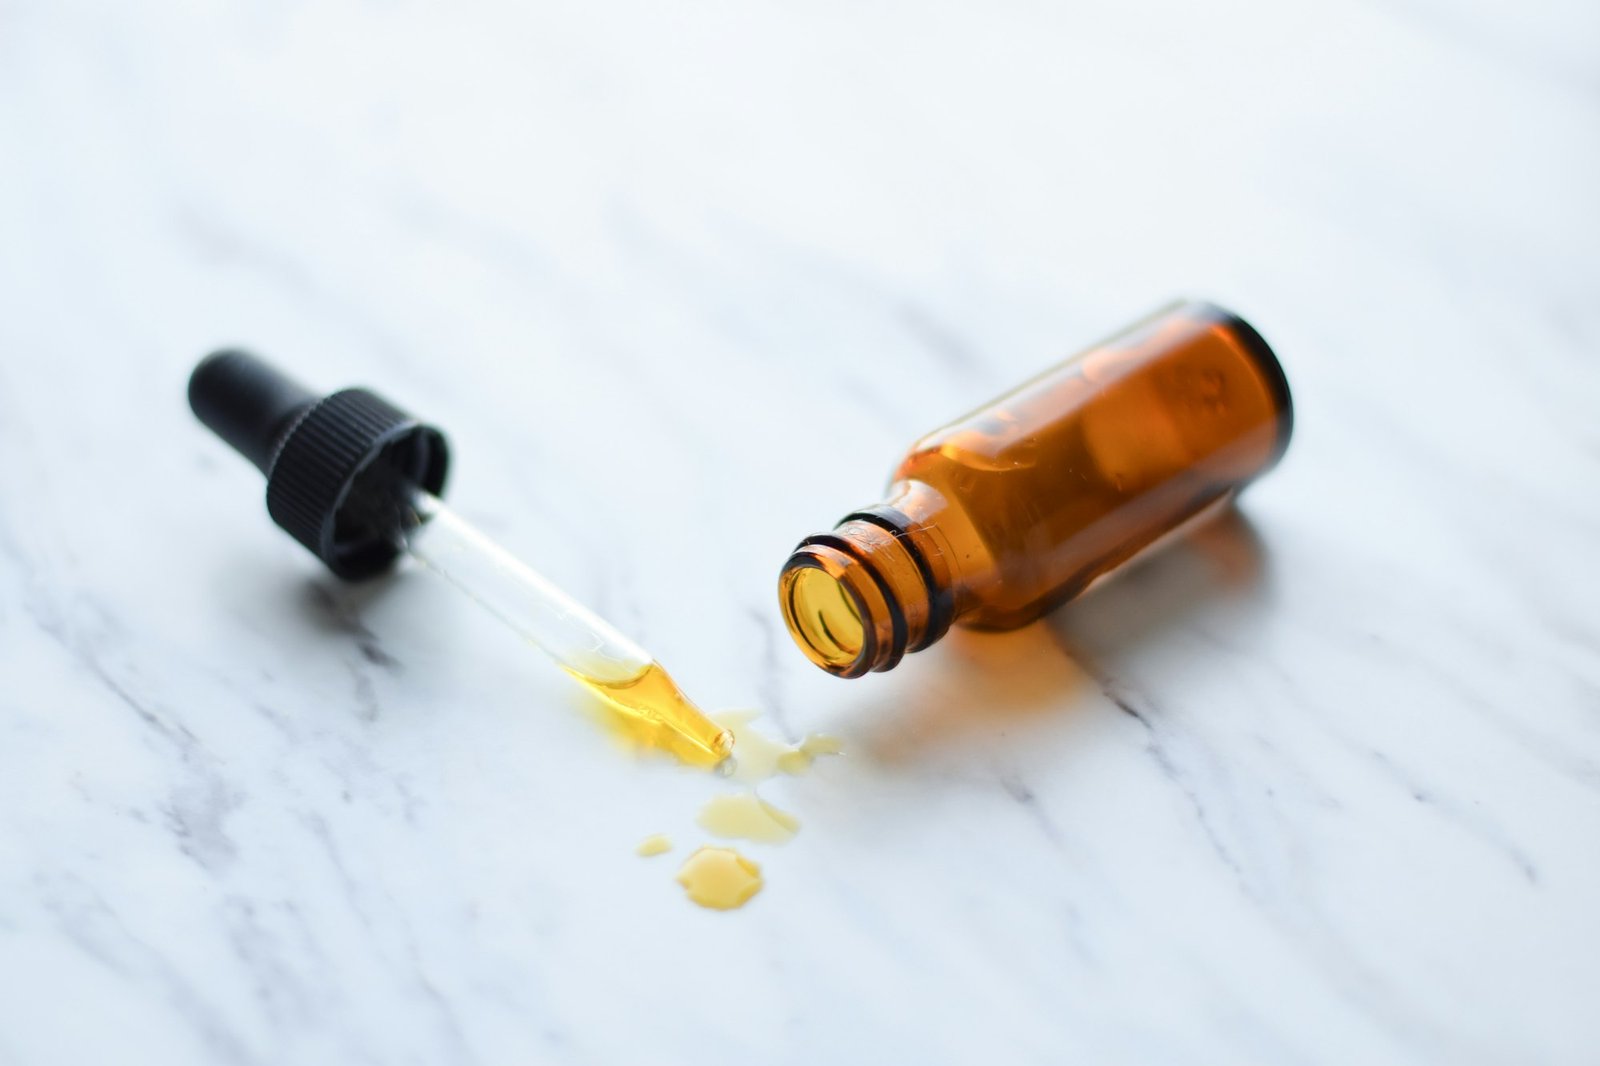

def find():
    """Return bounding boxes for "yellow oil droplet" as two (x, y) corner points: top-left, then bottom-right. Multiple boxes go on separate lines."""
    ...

(568, 661), (734, 770)
(676, 846), (763, 910)
(635, 834), (672, 857)
(697, 793), (799, 844)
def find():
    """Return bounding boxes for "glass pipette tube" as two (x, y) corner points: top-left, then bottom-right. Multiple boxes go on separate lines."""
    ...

(185, 350), (731, 766)
(402, 491), (733, 768)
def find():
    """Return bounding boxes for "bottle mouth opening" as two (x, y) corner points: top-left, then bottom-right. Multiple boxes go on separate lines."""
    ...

(779, 562), (869, 673)
(779, 515), (954, 678)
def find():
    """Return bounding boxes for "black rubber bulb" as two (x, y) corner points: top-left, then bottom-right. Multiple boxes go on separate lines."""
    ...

(188, 350), (451, 580)
(189, 350), (320, 474)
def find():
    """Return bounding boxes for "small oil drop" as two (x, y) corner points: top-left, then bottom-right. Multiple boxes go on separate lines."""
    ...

(677, 846), (763, 910)
(569, 661), (734, 769)
(635, 834), (672, 857)
(697, 793), (799, 844)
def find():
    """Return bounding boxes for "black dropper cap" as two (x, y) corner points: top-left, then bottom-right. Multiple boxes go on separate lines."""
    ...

(189, 350), (450, 580)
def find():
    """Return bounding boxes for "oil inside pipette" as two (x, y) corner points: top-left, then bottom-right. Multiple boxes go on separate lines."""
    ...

(677, 847), (763, 909)
(567, 660), (734, 769)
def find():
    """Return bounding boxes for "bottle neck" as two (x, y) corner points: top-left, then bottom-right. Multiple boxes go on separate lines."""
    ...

(778, 480), (981, 677)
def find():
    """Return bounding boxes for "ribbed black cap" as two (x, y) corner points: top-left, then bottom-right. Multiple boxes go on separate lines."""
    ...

(189, 350), (450, 580)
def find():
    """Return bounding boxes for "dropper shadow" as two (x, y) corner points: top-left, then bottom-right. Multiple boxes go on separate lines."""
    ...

(855, 507), (1271, 765)
(294, 572), (408, 671)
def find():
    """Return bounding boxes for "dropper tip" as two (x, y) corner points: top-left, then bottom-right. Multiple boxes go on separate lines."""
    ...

(709, 728), (737, 776)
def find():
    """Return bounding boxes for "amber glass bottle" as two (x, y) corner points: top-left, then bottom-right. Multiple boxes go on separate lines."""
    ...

(778, 300), (1292, 677)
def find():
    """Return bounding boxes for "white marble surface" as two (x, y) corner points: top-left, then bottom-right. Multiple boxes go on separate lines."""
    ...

(2, 2), (1598, 1063)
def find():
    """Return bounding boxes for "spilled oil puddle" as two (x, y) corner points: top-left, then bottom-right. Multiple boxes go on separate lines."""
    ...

(697, 792), (798, 844)
(777, 733), (845, 775)
(715, 710), (842, 784)
(632, 710), (842, 910)
(677, 846), (763, 910)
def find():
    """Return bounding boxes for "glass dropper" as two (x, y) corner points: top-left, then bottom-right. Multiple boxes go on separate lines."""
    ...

(186, 349), (733, 769)
(400, 491), (733, 767)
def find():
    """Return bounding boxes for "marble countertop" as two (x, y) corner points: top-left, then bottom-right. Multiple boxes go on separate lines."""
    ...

(2, 2), (1597, 1063)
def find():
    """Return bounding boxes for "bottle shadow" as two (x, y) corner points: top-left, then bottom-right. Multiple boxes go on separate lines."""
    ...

(854, 507), (1272, 765)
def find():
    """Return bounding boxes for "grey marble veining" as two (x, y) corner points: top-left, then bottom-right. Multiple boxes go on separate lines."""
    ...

(1, 1), (1597, 1063)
